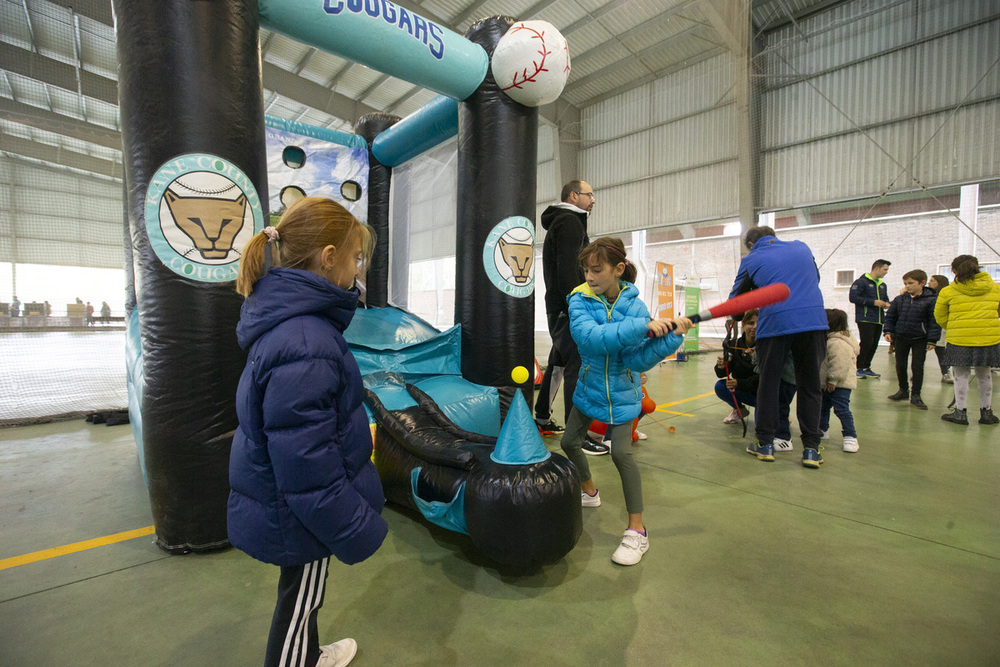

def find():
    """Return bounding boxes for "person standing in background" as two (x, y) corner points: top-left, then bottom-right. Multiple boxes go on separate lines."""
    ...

(935, 255), (1000, 426)
(850, 259), (891, 379)
(534, 180), (609, 455)
(732, 227), (829, 469)
(928, 275), (952, 383)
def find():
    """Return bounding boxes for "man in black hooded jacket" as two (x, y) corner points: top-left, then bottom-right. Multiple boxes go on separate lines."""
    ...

(534, 180), (608, 455)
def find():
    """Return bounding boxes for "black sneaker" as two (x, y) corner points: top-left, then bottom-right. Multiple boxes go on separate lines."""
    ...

(581, 438), (610, 456)
(888, 389), (909, 401)
(910, 395), (927, 410)
(535, 418), (565, 435)
(980, 408), (999, 425)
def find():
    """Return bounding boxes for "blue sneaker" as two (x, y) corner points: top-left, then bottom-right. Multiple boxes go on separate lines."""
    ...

(856, 369), (867, 379)
(865, 368), (881, 378)
(802, 448), (824, 468)
(746, 441), (774, 462)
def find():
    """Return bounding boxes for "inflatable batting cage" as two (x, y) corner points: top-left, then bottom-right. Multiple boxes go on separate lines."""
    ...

(116, 0), (578, 567)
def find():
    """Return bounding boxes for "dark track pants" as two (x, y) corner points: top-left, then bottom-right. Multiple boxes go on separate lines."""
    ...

(535, 311), (581, 424)
(893, 335), (928, 394)
(265, 558), (329, 667)
(857, 322), (883, 370)
(755, 331), (826, 450)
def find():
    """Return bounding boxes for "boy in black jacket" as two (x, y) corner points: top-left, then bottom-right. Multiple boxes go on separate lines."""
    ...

(883, 269), (941, 409)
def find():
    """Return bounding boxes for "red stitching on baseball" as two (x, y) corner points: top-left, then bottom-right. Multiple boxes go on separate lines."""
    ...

(501, 24), (552, 91)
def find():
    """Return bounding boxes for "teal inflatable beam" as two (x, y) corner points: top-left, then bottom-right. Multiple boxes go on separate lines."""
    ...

(265, 114), (368, 149)
(371, 95), (457, 167)
(258, 0), (489, 101)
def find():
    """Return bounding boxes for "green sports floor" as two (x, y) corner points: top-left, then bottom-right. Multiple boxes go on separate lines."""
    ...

(2, 351), (998, 666)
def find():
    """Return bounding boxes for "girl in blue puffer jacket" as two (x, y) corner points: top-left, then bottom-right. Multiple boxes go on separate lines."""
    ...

(230, 198), (387, 667)
(562, 237), (693, 566)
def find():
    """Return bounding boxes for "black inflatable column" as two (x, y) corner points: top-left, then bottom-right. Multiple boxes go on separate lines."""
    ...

(115, 0), (267, 552)
(355, 113), (401, 308)
(457, 16), (538, 394)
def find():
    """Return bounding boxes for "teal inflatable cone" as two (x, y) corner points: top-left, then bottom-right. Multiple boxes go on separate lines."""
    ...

(491, 391), (552, 465)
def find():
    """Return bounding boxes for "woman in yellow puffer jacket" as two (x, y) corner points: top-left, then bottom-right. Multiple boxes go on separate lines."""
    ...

(934, 255), (1000, 425)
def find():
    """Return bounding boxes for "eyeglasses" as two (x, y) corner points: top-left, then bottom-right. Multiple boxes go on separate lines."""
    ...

(575, 191), (596, 201)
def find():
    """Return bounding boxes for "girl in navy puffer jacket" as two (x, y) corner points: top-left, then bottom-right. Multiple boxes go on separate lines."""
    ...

(562, 237), (692, 566)
(230, 198), (387, 667)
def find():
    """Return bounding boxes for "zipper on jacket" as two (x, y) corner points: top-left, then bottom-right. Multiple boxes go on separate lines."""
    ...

(582, 284), (633, 425)
(603, 289), (624, 424)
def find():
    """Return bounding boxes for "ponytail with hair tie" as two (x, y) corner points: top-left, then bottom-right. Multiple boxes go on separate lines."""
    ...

(261, 226), (280, 271)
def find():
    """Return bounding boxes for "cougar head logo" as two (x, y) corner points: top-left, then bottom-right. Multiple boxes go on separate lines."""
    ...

(163, 191), (247, 260)
(499, 239), (533, 284)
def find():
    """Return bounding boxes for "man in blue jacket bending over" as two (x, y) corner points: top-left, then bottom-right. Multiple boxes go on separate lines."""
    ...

(730, 227), (829, 468)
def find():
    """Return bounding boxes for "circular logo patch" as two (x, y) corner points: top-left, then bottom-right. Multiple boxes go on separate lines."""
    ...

(482, 216), (535, 298)
(144, 154), (263, 282)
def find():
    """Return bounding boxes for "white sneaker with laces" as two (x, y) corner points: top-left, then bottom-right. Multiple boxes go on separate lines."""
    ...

(611, 529), (649, 565)
(773, 438), (794, 451)
(581, 490), (601, 507)
(723, 408), (741, 424)
(316, 638), (358, 667)
(843, 436), (859, 453)
(635, 431), (648, 440)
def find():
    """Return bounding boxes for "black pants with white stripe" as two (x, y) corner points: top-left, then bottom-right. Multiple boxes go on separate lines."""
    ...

(265, 558), (329, 667)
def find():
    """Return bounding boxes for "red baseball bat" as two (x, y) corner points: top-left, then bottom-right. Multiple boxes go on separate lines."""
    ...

(658, 283), (791, 333)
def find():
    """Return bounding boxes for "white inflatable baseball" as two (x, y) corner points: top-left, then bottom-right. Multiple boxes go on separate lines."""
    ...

(492, 20), (571, 107)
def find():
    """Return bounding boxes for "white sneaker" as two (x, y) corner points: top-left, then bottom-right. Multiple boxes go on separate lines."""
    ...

(317, 638), (358, 667)
(723, 408), (741, 424)
(581, 490), (601, 507)
(843, 437), (859, 453)
(611, 529), (649, 565)
(773, 438), (794, 451)
(635, 431), (648, 440)
(820, 430), (829, 439)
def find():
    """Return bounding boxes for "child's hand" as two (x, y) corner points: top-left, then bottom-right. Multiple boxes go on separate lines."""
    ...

(647, 319), (671, 338)
(883, 333), (893, 343)
(825, 383), (836, 392)
(716, 356), (725, 368)
(726, 378), (738, 391)
(665, 316), (694, 335)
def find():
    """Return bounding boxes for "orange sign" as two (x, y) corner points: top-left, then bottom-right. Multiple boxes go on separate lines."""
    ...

(653, 262), (676, 361)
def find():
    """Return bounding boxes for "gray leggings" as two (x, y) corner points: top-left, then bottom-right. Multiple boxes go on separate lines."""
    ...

(561, 406), (644, 514)
(952, 366), (994, 410)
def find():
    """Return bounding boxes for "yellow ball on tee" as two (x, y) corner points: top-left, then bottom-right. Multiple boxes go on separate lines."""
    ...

(511, 365), (529, 384)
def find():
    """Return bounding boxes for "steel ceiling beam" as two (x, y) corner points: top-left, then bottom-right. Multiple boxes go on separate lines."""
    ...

(45, 0), (113, 26)
(261, 61), (379, 124)
(564, 23), (708, 94)
(570, 0), (700, 69)
(0, 97), (122, 150)
(577, 46), (726, 108)
(0, 41), (118, 107)
(1, 131), (122, 179)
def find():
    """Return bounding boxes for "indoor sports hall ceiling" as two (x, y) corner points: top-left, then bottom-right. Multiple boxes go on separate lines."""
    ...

(0, 0), (847, 181)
